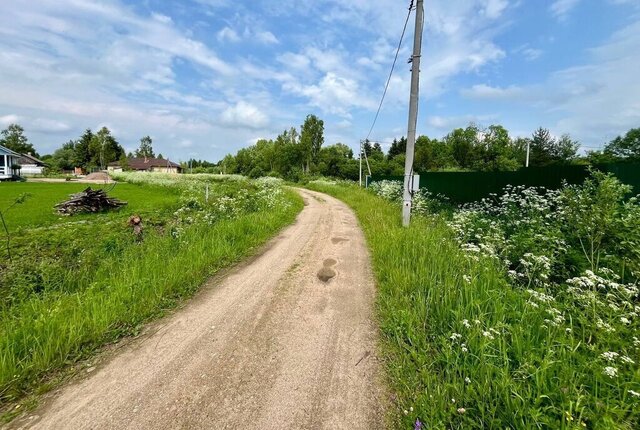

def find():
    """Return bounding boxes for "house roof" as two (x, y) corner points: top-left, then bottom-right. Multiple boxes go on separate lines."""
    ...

(0, 144), (21, 156)
(18, 152), (48, 166)
(108, 157), (181, 170)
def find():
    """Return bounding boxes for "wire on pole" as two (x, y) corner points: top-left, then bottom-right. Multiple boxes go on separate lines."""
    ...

(364, 1), (414, 142)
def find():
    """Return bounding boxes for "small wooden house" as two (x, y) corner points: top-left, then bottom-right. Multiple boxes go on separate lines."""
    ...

(0, 144), (21, 180)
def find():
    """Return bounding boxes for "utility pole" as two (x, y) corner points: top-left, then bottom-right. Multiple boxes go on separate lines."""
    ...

(525, 140), (530, 167)
(402, 0), (424, 226)
(359, 140), (363, 187)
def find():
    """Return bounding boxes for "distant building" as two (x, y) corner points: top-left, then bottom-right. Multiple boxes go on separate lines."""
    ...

(107, 157), (182, 174)
(0, 144), (21, 180)
(17, 153), (48, 175)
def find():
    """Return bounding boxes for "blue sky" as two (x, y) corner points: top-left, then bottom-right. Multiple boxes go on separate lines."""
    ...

(0, 0), (638, 161)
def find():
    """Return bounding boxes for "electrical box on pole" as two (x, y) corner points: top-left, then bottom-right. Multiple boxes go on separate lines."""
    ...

(402, 0), (424, 227)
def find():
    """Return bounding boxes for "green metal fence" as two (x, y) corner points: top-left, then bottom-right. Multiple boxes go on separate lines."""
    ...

(367, 163), (640, 203)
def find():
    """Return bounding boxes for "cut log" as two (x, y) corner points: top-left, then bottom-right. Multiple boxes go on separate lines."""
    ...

(55, 187), (127, 215)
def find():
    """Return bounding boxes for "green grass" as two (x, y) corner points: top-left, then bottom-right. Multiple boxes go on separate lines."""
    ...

(0, 182), (179, 230)
(307, 182), (639, 429)
(0, 180), (303, 414)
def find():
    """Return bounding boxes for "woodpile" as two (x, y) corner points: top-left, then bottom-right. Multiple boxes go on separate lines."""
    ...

(55, 187), (127, 215)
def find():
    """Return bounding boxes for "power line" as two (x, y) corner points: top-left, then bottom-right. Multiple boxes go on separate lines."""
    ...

(364, 1), (414, 142)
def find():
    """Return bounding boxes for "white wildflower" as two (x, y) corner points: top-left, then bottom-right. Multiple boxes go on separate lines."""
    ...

(601, 351), (619, 362)
(603, 366), (618, 378)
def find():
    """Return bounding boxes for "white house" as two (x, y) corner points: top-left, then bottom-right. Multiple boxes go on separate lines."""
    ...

(17, 153), (48, 175)
(0, 144), (21, 180)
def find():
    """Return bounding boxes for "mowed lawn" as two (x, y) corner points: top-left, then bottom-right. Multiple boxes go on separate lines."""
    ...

(0, 181), (180, 230)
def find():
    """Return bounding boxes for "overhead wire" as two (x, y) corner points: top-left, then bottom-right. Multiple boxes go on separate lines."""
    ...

(364, 0), (414, 142)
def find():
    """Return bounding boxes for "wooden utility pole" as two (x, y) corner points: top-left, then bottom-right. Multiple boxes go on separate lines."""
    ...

(402, 0), (424, 226)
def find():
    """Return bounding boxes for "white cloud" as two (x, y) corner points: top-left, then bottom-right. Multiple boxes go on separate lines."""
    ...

(483, 0), (509, 19)
(550, 0), (581, 20)
(427, 114), (499, 131)
(220, 101), (269, 129)
(276, 52), (311, 70)
(217, 26), (240, 43)
(461, 84), (526, 99)
(0, 114), (21, 126)
(283, 72), (375, 117)
(523, 48), (543, 61)
(256, 31), (279, 44)
(31, 118), (72, 133)
(460, 19), (640, 145)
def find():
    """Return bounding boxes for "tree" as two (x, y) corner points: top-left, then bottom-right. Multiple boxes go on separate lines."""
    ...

(529, 127), (555, 166)
(157, 153), (164, 160)
(362, 139), (373, 157)
(89, 127), (124, 170)
(387, 137), (407, 159)
(135, 136), (155, 159)
(552, 134), (580, 163)
(0, 124), (38, 156)
(603, 128), (640, 160)
(528, 128), (580, 166)
(445, 126), (479, 169)
(300, 114), (324, 172)
(474, 125), (520, 171)
(73, 129), (93, 168)
(49, 140), (76, 171)
(370, 142), (384, 161)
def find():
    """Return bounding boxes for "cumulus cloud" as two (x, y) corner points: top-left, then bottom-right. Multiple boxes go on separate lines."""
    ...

(283, 72), (375, 117)
(220, 101), (269, 129)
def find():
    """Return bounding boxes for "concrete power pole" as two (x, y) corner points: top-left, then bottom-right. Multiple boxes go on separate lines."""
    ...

(525, 140), (530, 167)
(359, 140), (363, 187)
(402, 0), (424, 227)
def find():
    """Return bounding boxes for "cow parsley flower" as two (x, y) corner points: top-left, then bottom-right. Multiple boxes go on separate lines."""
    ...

(603, 366), (618, 378)
(601, 351), (619, 362)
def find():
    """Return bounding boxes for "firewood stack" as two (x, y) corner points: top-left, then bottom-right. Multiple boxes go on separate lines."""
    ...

(55, 187), (127, 215)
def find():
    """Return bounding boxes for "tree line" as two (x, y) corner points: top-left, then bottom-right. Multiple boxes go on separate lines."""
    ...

(0, 123), (160, 172)
(1, 119), (638, 177)
(219, 117), (640, 181)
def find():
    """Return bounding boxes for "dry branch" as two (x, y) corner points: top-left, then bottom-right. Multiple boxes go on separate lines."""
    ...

(55, 187), (127, 215)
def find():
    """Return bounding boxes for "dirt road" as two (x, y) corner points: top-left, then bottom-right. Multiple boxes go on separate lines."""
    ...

(16, 189), (385, 429)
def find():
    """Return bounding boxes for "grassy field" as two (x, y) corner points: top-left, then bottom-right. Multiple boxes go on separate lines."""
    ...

(307, 181), (640, 429)
(0, 181), (179, 230)
(0, 177), (302, 416)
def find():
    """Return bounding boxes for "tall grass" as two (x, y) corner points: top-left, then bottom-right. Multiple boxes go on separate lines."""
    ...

(307, 182), (639, 429)
(0, 185), (302, 408)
